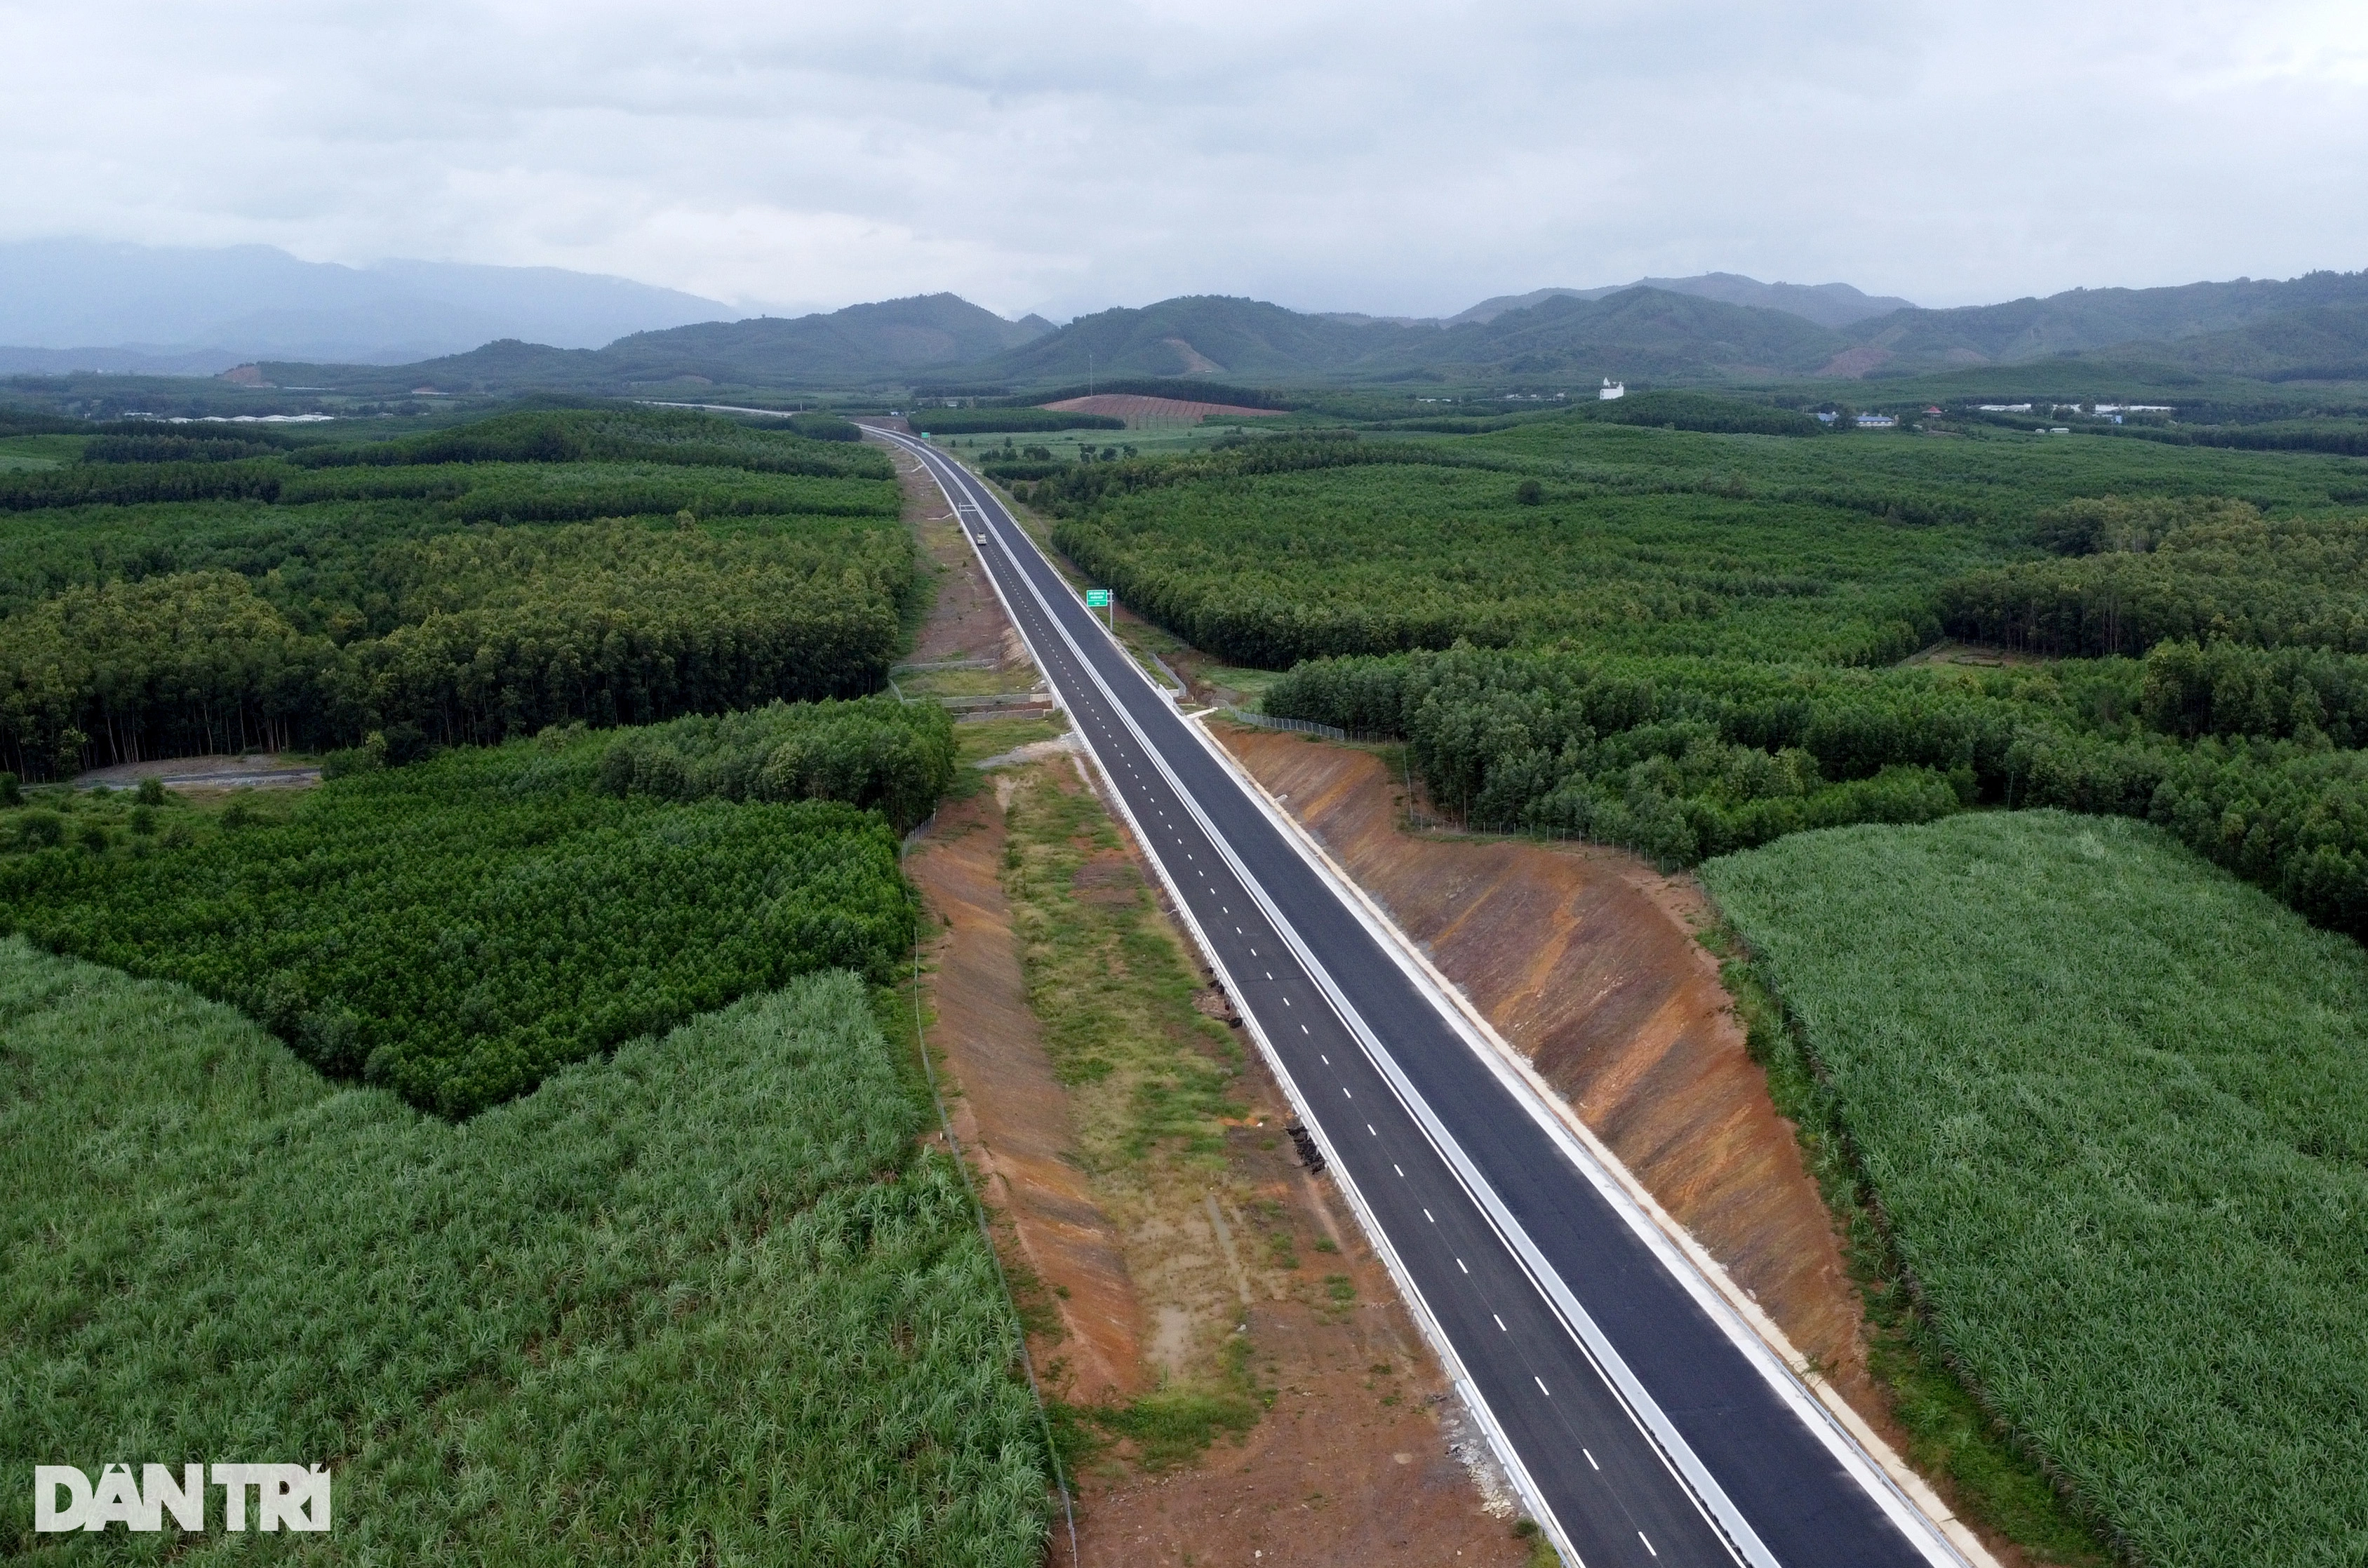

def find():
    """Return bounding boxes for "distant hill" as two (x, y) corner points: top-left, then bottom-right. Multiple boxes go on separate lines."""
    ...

(970, 288), (1847, 385)
(966, 296), (1408, 382)
(142, 268), (2368, 402)
(1406, 288), (1847, 379)
(261, 294), (1055, 394)
(2085, 302), (2368, 383)
(0, 239), (737, 366)
(1844, 270), (2368, 373)
(1450, 274), (1915, 330)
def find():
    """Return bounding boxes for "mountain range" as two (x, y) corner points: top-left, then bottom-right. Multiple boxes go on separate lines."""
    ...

(11, 239), (2368, 395)
(0, 239), (740, 370)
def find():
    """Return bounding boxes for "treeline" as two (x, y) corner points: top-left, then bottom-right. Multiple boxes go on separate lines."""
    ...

(916, 408), (1125, 434)
(1941, 507), (2368, 655)
(1363, 390), (1826, 438)
(1265, 642), (2368, 941)
(594, 697), (956, 831)
(0, 455), (897, 516)
(0, 521), (912, 777)
(283, 406), (888, 476)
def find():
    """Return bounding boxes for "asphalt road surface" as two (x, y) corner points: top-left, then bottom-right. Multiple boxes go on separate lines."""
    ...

(874, 427), (1960, 1568)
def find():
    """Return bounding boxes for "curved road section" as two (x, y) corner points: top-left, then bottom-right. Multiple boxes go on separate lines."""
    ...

(874, 427), (1962, 1568)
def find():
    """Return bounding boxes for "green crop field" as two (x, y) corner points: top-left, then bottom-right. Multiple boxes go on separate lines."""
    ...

(1701, 812), (2368, 1567)
(0, 948), (1048, 1564)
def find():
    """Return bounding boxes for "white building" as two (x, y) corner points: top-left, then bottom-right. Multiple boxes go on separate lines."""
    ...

(1855, 413), (1897, 428)
(1599, 379), (1625, 401)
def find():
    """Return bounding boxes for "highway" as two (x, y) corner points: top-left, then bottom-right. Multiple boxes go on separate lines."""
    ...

(872, 426), (1961, 1568)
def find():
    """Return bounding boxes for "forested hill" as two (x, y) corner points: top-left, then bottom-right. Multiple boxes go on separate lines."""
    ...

(1842, 269), (2368, 372)
(965, 287), (1851, 382)
(258, 293), (1054, 395)
(214, 270), (2368, 396)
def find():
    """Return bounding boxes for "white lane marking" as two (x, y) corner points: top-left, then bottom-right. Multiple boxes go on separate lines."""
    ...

(1320, 1054), (1330, 1064)
(1457, 1258), (1469, 1274)
(1494, 1314), (1508, 1332)
(1264, 971), (1273, 979)
(1640, 1533), (1658, 1558)
(1424, 1209), (1435, 1222)
(1283, 997), (1292, 1006)
(901, 441), (1617, 1567)
(1585, 1449), (1599, 1471)
(1368, 1123), (1377, 1136)
(1395, 1165), (1405, 1177)
(1302, 1025), (1311, 1035)
(1343, 1086), (1353, 1099)
(1535, 1376), (1550, 1396)
(1236, 927), (1243, 934)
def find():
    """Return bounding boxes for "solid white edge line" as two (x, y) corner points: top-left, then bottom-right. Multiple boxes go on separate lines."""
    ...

(1182, 711), (1977, 1568)
(878, 431), (1588, 1567)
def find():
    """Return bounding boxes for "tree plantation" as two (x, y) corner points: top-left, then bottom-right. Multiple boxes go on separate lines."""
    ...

(0, 406), (907, 778)
(0, 723), (922, 1115)
(997, 396), (2368, 1562)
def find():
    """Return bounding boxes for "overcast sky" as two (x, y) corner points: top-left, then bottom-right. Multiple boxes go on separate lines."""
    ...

(4, 1), (2364, 321)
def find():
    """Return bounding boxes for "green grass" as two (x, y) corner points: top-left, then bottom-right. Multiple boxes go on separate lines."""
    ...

(0, 950), (1049, 1564)
(0, 434), (82, 471)
(1701, 811), (2368, 1567)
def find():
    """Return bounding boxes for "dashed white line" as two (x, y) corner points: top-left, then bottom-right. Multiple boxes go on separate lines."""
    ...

(1584, 1449), (1599, 1471)
(1534, 1376), (1550, 1396)
(1394, 1165), (1405, 1177)
(1342, 1086), (1353, 1099)
(1457, 1258), (1469, 1274)
(1423, 1209), (1434, 1222)
(1639, 1532), (1657, 1557)
(1367, 1123), (1377, 1136)
(1494, 1314), (1507, 1332)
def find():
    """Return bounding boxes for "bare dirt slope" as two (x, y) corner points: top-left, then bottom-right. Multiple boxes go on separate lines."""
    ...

(1213, 724), (1882, 1418)
(913, 788), (1144, 1405)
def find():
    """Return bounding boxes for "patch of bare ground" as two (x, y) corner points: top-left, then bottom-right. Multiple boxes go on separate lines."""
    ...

(1039, 394), (1288, 429)
(1212, 723), (2041, 1567)
(72, 753), (320, 793)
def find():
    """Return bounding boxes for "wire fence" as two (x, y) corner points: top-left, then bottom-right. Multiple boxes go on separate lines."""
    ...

(1210, 707), (1397, 744)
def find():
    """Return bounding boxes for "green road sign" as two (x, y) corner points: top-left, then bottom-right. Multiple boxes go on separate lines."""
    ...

(1085, 589), (1111, 608)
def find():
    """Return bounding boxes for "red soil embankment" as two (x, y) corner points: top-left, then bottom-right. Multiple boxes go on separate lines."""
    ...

(1040, 394), (1286, 429)
(909, 792), (1145, 1403)
(1216, 726), (1881, 1413)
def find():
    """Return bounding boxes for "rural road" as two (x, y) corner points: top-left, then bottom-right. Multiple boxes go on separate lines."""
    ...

(871, 426), (1960, 1568)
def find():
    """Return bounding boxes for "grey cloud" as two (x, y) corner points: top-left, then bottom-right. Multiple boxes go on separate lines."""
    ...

(1, 1), (2362, 323)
